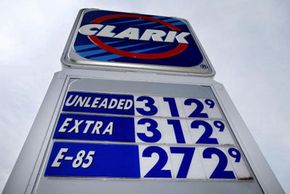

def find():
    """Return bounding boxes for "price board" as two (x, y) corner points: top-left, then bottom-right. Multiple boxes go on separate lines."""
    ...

(3, 71), (284, 194)
(45, 90), (250, 180)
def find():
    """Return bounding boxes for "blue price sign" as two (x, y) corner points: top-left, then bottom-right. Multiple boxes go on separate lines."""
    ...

(45, 142), (250, 179)
(62, 91), (222, 118)
(52, 113), (234, 145)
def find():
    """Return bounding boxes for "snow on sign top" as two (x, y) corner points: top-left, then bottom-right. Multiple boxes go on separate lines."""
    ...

(62, 9), (215, 76)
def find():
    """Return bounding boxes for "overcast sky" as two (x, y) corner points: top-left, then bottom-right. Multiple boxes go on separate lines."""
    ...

(0, 0), (289, 193)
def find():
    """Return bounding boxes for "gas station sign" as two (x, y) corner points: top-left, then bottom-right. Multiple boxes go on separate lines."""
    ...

(62, 9), (215, 75)
(3, 8), (284, 194)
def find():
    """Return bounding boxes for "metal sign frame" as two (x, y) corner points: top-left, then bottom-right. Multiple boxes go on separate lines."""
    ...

(3, 69), (284, 194)
(61, 9), (216, 76)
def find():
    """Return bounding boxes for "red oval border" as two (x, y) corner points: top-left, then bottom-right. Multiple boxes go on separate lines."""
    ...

(87, 14), (188, 60)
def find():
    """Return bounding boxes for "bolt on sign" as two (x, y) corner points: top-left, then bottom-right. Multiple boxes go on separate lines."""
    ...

(3, 9), (284, 194)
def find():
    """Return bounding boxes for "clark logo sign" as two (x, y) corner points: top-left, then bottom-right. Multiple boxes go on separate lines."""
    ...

(73, 10), (206, 68)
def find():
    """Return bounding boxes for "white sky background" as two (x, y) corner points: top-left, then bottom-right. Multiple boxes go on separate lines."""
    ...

(0, 0), (289, 193)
